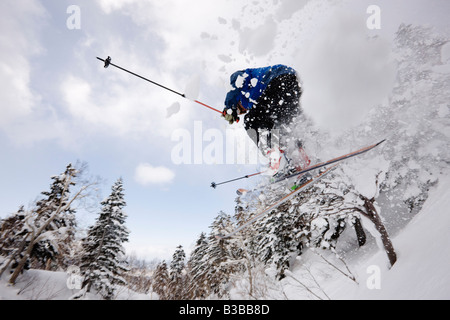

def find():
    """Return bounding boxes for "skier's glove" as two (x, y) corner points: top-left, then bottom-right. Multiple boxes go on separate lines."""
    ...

(222, 108), (239, 124)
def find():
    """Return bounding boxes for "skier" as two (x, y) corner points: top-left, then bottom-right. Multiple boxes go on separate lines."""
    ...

(222, 64), (310, 176)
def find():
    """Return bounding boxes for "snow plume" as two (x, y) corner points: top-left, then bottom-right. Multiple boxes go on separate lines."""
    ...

(298, 11), (396, 135)
(340, 24), (450, 233)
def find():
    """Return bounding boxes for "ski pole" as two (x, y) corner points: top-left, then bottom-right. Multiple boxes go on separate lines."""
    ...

(211, 171), (264, 189)
(96, 56), (223, 115)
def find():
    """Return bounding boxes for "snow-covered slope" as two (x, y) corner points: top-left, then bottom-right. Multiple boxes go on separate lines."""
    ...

(350, 174), (449, 299)
(291, 173), (450, 300)
(0, 268), (154, 300)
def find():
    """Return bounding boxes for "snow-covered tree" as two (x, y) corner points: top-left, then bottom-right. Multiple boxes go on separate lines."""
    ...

(293, 176), (357, 250)
(255, 201), (299, 280)
(0, 206), (30, 277)
(167, 245), (186, 300)
(289, 169), (396, 267)
(231, 197), (262, 297)
(4, 164), (95, 285)
(80, 178), (130, 300)
(152, 260), (169, 299)
(201, 211), (244, 298)
(0, 165), (78, 275)
(233, 195), (260, 259)
(30, 165), (78, 270)
(235, 168), (377, 279)
(0, 206), (25, 253)
(186, 232), (209, 299)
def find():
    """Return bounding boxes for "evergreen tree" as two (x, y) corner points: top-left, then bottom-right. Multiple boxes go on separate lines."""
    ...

(187, 232), (209, 299)
(6, 164), (88, 285)
(80, 178), (130, 299)
(203, 212), (241, 298)
(31, 164), (78, 269)
(232, 198), (260, 297)
(233, 195), (258, 258)
(255, 201), (299, 280)
(167, 245), (186, 300)
(0, 206), (31, 277)
(245, 172), (362, 279)
(295, 176), (360, 250)
(152, 260), (169, 299)
(0, 206), (26, 255)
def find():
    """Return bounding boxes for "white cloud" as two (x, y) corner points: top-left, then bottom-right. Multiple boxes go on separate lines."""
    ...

(96, 0), (139, 14)
(60, 72), (190, 139)
(0, 1), (45, 126)
(94, 0), (244, 81)
(134, 163), (175, 186)
(0, 1), (77, 146)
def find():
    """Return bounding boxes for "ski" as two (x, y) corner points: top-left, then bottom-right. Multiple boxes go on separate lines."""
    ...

(235, 139), (386, 196)
(217, 164), (339, 240)
(273, 139), (386, 184)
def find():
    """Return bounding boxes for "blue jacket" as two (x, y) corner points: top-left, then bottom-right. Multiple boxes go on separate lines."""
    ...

(224, 65), (297, 111)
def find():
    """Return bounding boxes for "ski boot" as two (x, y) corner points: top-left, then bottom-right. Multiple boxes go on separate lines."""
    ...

(288, 140), (313, 190)
(291, 140), (311, 170)
(264, 147), (289, 179)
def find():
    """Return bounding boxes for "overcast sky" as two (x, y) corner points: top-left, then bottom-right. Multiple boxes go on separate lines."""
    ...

(1, 0), (449, 260)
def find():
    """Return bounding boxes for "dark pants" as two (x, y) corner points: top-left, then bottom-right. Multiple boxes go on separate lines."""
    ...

(244, 73), (302, 150)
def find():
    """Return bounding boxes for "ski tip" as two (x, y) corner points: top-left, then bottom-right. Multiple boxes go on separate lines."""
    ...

(215, 234), (228, 240)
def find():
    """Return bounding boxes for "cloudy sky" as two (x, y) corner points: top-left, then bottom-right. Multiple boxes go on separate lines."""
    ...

(1, 0), (449, 260)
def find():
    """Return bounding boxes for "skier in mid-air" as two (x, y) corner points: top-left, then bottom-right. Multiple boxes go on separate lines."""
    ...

(222, 64), (310, 177)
